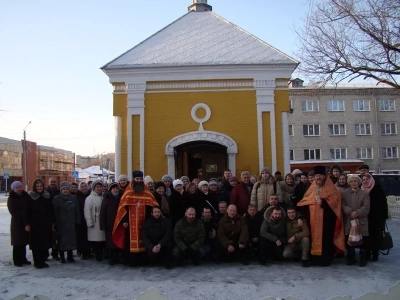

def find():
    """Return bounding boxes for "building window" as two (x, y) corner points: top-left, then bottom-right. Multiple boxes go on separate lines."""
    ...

(303, 124), (320, 136)
(304, 149), (321, 160)
(328, 124), (346, 136)
(353, 100), (370, 111)
(289, 125), (294, 136)
(355, 124), (372, 135)
(290, 150), (295, 161)
(327, 100), (344, 111)
(382, 147), (398, 159)
(302, 100), (319, 112)
(289, 100), (293, 109)
(330, 148), (347, 159)
(381, 123), (397, 135)
(379, 99), (395, 111)
(357, 147), (373, 159)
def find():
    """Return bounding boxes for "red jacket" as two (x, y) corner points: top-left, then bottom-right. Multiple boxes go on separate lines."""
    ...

(230, 183), (253, 216)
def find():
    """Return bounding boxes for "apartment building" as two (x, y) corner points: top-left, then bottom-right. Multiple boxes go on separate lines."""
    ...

(289, 79), (400, 173)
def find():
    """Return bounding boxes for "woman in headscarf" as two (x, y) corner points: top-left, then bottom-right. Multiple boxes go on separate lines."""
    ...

(100, 182), (122, 265)
(7, 181), (30, 267)
(335, 173), (350, 193)
(161, 175), (174, 197)
(361, 173), (388, 261)
(152, 181), (170, 219)
(24, 178), (53, 269)
(280, 173), (296, 207)
(76, 182), (91, 259)
(53, 181), (80, 263)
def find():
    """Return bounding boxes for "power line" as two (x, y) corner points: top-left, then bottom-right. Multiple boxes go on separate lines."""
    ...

(35, 134), (114, 141)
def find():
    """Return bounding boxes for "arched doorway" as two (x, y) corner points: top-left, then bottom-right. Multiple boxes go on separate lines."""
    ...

(165, 131), (238, 179)
(175, 141), (227, 180)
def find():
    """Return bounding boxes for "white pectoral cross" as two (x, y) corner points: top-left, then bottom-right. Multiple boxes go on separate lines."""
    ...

(137, 201), (141, 208)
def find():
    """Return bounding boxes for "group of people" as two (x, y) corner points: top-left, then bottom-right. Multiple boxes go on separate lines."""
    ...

(7, 163), (388, 270)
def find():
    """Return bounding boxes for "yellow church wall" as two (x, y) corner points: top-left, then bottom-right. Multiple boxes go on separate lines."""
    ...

(132, 115), (140, 171)
(113, 94), (127, 174)
(144, 90), (259, 179)
(274, 88), (290, 173)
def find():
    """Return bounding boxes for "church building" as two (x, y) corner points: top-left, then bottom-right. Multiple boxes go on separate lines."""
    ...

(101, 0), (298, 180)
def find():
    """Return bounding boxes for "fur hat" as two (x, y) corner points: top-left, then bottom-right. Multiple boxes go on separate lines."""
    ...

(313, 166), (326, 175)
(92, 180), (104, 190)
(108, 182), (119, 192)
(154, 181), (165, 190)
(229, 176), (238, 182)
(180, 176), (190, 182)
(198, 180), (209, 190)
(358, 164), (370, 170)
(208, 179), (218, 186)
(60, 181), (70, 191)
(292, 169), (302, 175)
(132, 170), (143, 179)
(173, 179), (184, 188)
(162, 175), (173, 182)
(347, 174), (361, 185)
(11, 181), (23, 190)
(144, 176), (154, 185)
(261, 167), (270, 174)
(118, 174), (129, 181)
(308, 171), (315, 177)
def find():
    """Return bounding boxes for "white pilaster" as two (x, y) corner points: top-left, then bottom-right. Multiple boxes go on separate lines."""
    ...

(228, 153), (236, 176)
(127, 81), (146, 175)
(254, 79), (276, 172)
(127, 109), (133, 180)
(167, 154), (175, 177)
(281, 112), (290, 175)
(114, 116), (122, 179)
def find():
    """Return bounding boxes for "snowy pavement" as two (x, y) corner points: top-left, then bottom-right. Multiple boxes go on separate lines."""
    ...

(0, 199), (399, 300)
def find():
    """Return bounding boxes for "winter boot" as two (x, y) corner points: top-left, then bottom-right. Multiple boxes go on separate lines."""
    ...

(359, 249), (368, 267)
(371, 251), (379, 262)
(302, 260), (312, 267)
(365, 250), (371, 261)
(108, 251), (115, 266)
(59, 251), (66, 264)
(346, 248), (356, 265)
(67, 250), (75, 262)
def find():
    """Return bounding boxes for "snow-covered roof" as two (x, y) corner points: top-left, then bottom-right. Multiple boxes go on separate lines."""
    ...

(102, 11), (298, 69)
(84, 166), (115, 176)
(74, 168), (98, 179)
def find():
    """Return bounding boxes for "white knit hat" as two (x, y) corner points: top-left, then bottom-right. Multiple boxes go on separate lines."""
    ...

(173, 179), (184, 188)
(144, 176), (154, 185)
(198, 180), (209, 190)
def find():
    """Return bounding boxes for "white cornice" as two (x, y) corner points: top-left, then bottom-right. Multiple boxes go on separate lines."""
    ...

(103, 64), (296, 84)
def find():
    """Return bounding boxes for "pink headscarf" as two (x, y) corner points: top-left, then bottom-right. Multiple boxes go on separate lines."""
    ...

(361, 174), (375, 193)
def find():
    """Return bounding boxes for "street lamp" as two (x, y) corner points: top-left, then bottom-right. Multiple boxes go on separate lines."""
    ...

(23, 121), (32, 191)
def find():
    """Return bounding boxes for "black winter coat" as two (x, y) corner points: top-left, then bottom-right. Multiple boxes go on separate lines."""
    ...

(142, 216), (172, 249)
(24, 191), (53, 250)
(293, 182), (310, 206)
(245, 213), (263, 240)
(46, 187), (60, 201)
(76, 190), (91, 252)
(168, 190), (192, 225)
(100, 192), (121, 249)
(7, 190), (29, 246)
(193, 191), (218, 218)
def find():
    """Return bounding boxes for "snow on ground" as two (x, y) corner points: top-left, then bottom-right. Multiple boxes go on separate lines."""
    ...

(0, 194), (399, 300)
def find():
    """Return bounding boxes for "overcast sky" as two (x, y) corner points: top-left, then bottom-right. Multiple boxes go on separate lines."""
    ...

(0, 0), (310, 156)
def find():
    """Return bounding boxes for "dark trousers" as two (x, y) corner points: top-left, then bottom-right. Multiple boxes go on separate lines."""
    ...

(13, 245), (27, 265)
(90, 241), (105, 260)
(32, 249), (47, 267)
(108, 248), (120, 263)
(259, 237), (284, 261)
(345, 235), (369, 258)
(146, 244), (173, 266)
(218, 243), (250, 263)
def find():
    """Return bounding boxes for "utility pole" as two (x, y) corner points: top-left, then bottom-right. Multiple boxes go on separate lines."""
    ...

(23, 121), (32, 191)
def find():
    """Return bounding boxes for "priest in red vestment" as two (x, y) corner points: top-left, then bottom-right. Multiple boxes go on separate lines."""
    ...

(112, 170), (158, 266)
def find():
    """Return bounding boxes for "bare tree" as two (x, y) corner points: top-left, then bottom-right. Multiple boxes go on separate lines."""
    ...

(297, 0), (400, 88)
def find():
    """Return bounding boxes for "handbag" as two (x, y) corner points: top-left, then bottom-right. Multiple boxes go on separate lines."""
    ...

(347, 219), (363, 246)
(379, 222), (393, 255)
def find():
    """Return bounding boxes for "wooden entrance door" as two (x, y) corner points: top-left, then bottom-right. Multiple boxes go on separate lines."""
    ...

(175, 142), (227, 181)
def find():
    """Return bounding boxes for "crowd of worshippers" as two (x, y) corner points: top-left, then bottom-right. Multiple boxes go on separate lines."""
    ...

(7, 163), (388, 269)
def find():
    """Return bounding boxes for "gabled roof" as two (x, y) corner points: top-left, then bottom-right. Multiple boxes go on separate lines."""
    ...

(102, 11), (298, 69)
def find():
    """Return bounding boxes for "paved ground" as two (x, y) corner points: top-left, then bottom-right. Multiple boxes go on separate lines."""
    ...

(0, 197), (399, 299)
